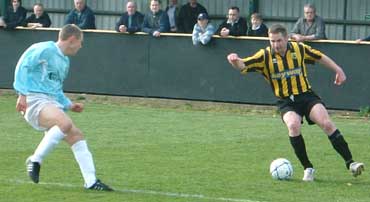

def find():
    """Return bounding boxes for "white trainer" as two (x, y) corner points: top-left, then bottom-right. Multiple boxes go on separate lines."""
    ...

(302, 168), (315, 182)
(350, 162), (364, 177)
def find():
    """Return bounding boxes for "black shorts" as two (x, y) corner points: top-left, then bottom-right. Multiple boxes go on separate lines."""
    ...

(276, 91), (324, 125)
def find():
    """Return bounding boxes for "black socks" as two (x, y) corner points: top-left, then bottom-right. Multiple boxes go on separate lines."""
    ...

(290, 135), (313, 169)
(329, 129), (353, 169)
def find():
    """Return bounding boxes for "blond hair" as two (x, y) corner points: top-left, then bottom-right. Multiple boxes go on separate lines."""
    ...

(58, 24), (83, 41)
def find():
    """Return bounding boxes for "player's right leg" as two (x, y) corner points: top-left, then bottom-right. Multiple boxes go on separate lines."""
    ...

(26, 103), (72, 183)
(283, 111), (314, 181)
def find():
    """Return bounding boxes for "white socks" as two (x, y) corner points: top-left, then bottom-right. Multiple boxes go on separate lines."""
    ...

(71, 140), (97, 188)
(30, 126), (65, 163)
(30, 126), (97, 188)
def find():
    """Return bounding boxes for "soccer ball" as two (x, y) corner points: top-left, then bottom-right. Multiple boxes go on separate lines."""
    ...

(269, 158), (293, 180)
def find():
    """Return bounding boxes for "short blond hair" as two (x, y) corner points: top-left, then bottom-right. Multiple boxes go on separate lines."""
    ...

(268, 24), (288, 37)
(58, 24), (83, 41)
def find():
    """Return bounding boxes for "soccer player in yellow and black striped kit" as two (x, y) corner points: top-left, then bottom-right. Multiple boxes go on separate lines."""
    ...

(227, 24), (364, 181)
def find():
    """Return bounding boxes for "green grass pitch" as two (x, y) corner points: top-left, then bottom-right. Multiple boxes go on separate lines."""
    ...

(0, 92), (369, 202)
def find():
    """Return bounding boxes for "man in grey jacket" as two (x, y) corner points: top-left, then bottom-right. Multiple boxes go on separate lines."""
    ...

(290, 3), (326, 42)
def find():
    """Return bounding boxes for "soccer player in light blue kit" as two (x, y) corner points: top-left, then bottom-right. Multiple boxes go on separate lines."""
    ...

(13, 24), (113, 191)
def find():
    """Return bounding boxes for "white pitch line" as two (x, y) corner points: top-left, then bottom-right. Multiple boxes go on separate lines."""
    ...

(9, 179), (265, 202)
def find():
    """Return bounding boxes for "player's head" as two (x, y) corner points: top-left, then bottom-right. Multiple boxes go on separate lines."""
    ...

(58, 24), (83, 56)
(268, 24), (289, 55)
(303, 3), (316, 22)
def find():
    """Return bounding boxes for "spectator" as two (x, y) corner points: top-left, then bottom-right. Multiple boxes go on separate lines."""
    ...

(65, 0), (95, 29)
(142, 0), (170, 37)
(115, 1), (143, 33)
(165, 0), (180, 32)
(192, 13), (215, 45)
(177, 0), (207, 33)
(23, 3), (51, 28)
(355, 35), (370, 43)
(247, 13), (268, 37)
(217, 6), (247, 37)
(290, 3), (326, 42)
(0, 0), (26, 29)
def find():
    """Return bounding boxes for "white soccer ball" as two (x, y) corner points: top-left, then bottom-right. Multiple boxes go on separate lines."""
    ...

(269, 158), (293, 180)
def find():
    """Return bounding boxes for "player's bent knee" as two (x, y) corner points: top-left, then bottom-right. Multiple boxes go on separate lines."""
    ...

(285, 121), (301, 134)
(57, 119), (74, 134)
(319, 119), (335, 134)
(64, 126), (84, 145)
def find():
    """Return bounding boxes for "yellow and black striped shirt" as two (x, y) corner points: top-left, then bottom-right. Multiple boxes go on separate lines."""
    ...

(241, 42), (322, 98)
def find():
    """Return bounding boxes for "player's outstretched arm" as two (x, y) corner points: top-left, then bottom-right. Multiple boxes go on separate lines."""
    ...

(318, 54), (346, 85)
(227, 53), (246, 71)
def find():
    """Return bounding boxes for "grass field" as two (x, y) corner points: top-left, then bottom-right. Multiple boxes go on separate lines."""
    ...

(0, 92), (369, 202)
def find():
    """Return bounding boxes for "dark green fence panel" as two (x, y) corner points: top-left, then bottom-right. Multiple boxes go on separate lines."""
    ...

(304, 42), (370, 110)
(147, 36), (275, 104)
(65, 32), (149, 96)
(0, 29), (369, 110)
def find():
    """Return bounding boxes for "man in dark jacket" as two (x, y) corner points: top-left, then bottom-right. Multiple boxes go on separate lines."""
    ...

(24, 3), (51, 28)
(177, 0), (207, 33)
(217, 6), (247, 37)
(142, 0), (170, 37)
(65, 0), (95, 29)
(0, 0), (26, 29)
(115, 1), (143, 33)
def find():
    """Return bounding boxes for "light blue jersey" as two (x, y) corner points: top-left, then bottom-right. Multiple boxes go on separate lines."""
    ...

(13, 41), (72, 110)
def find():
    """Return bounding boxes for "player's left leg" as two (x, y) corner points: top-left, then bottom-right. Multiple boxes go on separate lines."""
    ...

(309, 103), (364, 176)
(64, 123), (113, 191)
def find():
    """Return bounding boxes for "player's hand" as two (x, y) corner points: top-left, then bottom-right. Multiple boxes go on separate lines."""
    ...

(70, 103), (84, 113)
(16, 94), (27, 115)
(334, 68), (346, 85)
(227, 53), (241, 64)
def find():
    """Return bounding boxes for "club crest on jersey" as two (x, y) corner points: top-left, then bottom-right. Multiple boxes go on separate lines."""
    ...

(291, 52), (297, 59)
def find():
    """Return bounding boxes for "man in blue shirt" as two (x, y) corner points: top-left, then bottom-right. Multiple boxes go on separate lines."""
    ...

(65, 0), (96, 29)
(192, 13), (215, 45)
(14, 24), (112, 191)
